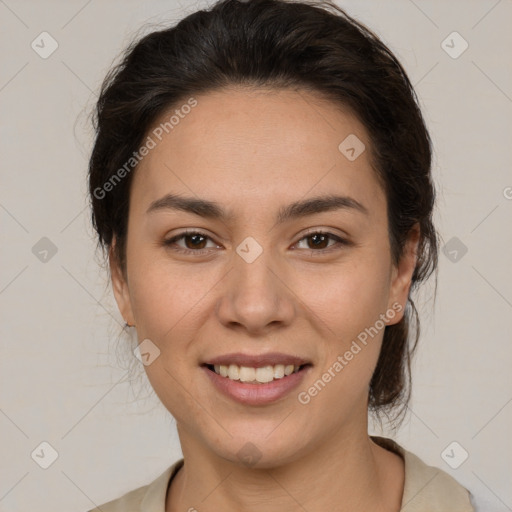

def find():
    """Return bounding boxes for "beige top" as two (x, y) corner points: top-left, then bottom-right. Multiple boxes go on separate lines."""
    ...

(89, 436), (474, 511)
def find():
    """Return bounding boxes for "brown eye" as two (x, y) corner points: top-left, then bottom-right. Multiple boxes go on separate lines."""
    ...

(182, 233), (207, 250)
(306, 233), (330, 249)
(163, 231), (219, 254)
(295, 231), (348, 252)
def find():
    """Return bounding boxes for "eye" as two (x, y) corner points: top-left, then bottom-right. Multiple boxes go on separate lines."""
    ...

(294, 231), (348, 253)
(163, 229), (349, 256)
(163, 230), (220, 255)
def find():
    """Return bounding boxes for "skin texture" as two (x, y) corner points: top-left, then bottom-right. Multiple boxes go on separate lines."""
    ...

(110, 87), (419, 511)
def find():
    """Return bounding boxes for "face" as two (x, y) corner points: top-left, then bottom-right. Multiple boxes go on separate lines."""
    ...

(111, 87), (418, 467)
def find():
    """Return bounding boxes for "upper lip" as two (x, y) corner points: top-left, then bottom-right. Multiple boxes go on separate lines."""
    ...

(203, 352), (311, 368)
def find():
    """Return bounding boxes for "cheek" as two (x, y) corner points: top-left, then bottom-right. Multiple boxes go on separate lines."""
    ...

(294, 277), (387, 428)
(296, 254), (392, 341)
(125, 250), (224, 389)
(292, 255), (391, 406)
(126, 243), (213, 336)
(126, 256), (207, 420)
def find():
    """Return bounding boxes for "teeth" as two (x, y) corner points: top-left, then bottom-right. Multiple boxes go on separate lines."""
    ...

(284, 364), (294, 376)
(274, 364), (285, 379)
(211, 363), (303, 383)
(228, 364), (239, 380)
(239, 366), (255, 382)
(255, 366), (274, 383)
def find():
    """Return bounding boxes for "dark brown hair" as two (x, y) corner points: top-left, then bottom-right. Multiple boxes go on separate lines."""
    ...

(88, 0), (438, 423)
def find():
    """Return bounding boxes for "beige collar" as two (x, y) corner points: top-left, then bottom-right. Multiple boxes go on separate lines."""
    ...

(131, 436), (474, 511)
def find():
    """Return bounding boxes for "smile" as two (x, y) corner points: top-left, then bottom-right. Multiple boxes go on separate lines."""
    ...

(206, 363), (305, 384)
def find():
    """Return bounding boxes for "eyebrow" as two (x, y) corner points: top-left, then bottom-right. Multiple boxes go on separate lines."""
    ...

(146, 192), (369, 223)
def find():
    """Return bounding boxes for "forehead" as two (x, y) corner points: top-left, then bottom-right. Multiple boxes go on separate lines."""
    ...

(130, 87), (384, 218)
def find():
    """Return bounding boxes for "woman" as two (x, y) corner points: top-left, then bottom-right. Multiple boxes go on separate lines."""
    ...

(87, 0), (475, 510)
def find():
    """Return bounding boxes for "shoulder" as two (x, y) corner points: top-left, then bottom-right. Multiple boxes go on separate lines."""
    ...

(372, 436), (475, 512)
(87, 484), (147, 512)
(86, 459), (184, 512)
(402, 449), (475, 511)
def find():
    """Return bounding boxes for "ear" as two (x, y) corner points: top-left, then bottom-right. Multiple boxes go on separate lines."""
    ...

(109, 237), (135, 327)
(386, 223), (420, 325)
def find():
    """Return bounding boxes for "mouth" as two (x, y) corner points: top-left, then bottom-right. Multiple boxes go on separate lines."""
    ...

(203, 362), (311, 384)
(200, 352), (313, 404)
(201, 357), (312, 405)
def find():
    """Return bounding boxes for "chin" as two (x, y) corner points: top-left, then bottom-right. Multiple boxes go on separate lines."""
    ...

(205, 426), (311, 470)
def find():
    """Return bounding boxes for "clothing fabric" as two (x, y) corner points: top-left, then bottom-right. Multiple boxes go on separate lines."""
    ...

(88, 436), (475, 511)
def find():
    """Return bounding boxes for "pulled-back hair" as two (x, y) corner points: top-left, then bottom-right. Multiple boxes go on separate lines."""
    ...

(88, 0), (438, 423)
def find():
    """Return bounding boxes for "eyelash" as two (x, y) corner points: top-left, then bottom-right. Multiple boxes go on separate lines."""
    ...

(162, 229), (349, 256)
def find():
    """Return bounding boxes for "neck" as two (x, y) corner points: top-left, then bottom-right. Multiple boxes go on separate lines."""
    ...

(166, 425), (404, 512)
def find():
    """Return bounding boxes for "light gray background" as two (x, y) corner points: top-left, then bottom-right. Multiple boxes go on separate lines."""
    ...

(1, 1), (511, 511)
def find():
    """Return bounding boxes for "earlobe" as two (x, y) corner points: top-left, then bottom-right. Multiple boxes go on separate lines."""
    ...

(109, 238), (135, 327)
(387, 224), (420, 324)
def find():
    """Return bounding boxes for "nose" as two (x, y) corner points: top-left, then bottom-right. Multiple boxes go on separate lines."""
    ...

(215, 242), (296, 335)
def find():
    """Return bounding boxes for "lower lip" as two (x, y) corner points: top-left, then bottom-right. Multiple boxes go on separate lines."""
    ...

(202, 365), (311, 406)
